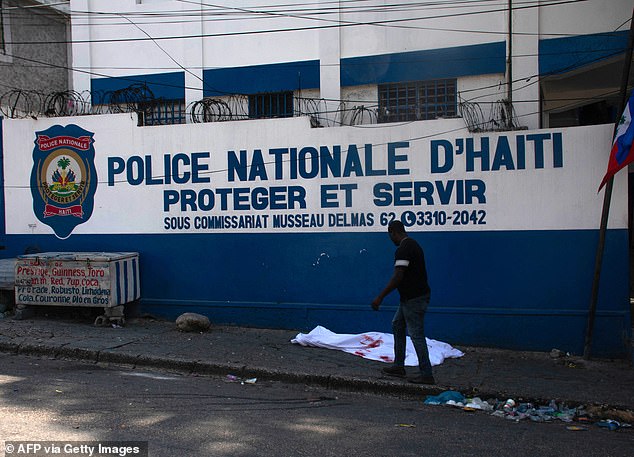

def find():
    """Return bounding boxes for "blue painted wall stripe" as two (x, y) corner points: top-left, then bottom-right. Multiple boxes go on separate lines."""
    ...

(539, 30), (629, 76)
(203, 60), (321, 97)
(91, 72), (186, 102)
(340, 41), (506, 86)
(85, 32), (627, 105)
(0, 229), (628, 356)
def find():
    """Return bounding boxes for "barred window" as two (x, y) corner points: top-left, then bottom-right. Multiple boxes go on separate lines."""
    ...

(249, 91), (293, 119)
(378, 79), (457, 123)
(141, 99), (186, 125)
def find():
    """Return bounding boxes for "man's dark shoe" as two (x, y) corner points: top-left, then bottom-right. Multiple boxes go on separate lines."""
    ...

(408, 375), (436, 385)
(382, 365), (406, 378)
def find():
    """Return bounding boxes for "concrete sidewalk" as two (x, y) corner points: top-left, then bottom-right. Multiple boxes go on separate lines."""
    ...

(0, 314), (632, 415)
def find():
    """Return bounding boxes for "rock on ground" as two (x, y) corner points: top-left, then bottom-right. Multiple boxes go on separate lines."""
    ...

(175, 312), (211, 332)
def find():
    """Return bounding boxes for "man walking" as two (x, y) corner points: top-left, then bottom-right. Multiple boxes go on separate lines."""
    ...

(371, 220), (435, 384)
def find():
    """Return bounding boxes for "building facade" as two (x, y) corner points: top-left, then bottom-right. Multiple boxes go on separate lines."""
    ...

(0, 0), (631, 357)
(69, 0), (632, 129)
(0, 0), (70, 117)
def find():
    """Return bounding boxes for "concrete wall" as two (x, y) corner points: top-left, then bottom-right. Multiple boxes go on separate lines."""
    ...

(0, 1), (69, 100)
(0, 112), (630, 357)
(69, 0), (633, 130)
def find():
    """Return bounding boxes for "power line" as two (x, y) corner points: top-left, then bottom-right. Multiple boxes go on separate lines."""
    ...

(2, 0), (628, 115)
(2, 0), (598, 45)
(1, 39), (627, 108)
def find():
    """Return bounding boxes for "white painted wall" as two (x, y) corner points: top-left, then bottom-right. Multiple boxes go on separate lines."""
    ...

(69, 0), (632, 129)
(510, 1), (540, 128)
(2, 113), (626, 237)
(539, 0), (632, 36)
(338, 0), (506, 57)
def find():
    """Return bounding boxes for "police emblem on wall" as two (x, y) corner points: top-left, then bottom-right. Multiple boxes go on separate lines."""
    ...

(31, 125), (97, 239)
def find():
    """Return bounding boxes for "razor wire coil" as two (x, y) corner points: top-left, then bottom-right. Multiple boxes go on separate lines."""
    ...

(1, 85), (521, 131)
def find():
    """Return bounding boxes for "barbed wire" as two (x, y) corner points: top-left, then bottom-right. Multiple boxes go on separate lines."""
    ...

(189, 97), (234, 122)
(0, 84), (523, 132)
(460, 96), (525, 132)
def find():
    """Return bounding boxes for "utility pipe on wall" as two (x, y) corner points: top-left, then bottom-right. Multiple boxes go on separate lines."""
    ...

(507, 0), (513, 105)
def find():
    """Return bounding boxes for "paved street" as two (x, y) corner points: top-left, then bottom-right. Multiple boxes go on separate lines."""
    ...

(1, 353), (632, 457)
(2, 316), (633, 411)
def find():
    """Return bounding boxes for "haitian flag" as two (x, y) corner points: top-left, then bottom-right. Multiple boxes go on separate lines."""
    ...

(599, 93), (634, 190)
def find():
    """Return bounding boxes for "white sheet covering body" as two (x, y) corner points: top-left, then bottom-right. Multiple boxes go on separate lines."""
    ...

(291, 326), (464, 366)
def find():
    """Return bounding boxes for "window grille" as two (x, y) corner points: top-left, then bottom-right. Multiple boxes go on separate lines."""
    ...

(141, 99), (186, 125)
(248, 91), (294, 119)
(378, 79), (457, 123)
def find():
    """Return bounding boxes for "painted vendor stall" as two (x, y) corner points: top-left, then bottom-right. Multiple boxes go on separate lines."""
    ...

(0, 113), (630, 357)
(14, 251), (140, 326)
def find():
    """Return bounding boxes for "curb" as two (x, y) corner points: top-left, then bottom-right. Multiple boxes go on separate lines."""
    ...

(1, 340), (633, 414)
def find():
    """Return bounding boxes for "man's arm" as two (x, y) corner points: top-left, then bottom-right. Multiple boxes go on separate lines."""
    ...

(371, 266), (406, 310)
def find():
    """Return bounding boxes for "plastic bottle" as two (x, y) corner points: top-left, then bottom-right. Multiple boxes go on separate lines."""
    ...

(597, 420), (620, 431)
